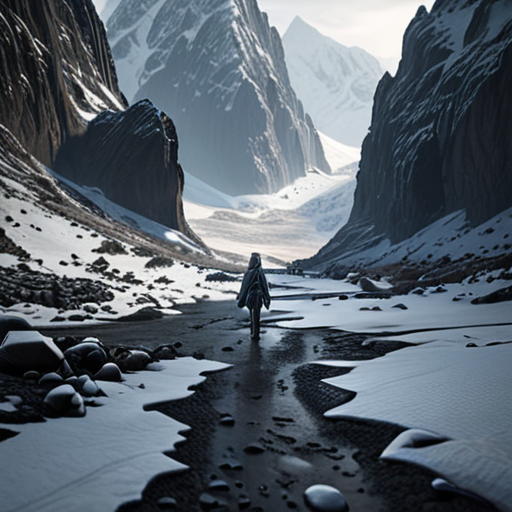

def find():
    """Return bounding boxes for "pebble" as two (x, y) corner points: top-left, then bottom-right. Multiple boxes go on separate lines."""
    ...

(304, 484), (349, 512)
(39, 372), (63, 388)
(44, 384), (86, 417)
(244, 442), (265, 454)
(238, 495), (251, 509)
(78, 375), (101, 396)
(208, 479), (229, 492)
(94, 362), (123, 382)
(23, 370), (40, 381)
(157, 496), (177, 509)
(198, 492), (224, 510)
(431, 477), (486, 502)
(220, 414), (235, 426)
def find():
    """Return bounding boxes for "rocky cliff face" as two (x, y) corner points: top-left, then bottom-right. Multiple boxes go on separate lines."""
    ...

(0, 0), (195, 236)
(106, 0), (330, 196)
(0, 0), (125, 166)
(307, 0), (512, 269)
(282, 16), (383, 148)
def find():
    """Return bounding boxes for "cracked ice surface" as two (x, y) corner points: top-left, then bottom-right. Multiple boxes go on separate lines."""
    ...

(0, 358), (230, 512)
(266, 274), (512, 510)
(319, 338), (512, 510)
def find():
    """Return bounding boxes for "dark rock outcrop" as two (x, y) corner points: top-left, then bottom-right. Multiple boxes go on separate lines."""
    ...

(0, 0), (124, 166)
(54, 99), (195, 236)
(107, 0), (331, 195)
(307, 0), (512, 270)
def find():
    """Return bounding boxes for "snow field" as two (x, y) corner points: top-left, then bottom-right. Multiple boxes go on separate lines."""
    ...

(0, 179), (240, 327)
(0, 358), (230, 512)
(265, 272), (512, 511)
(184, 166), (357, 265)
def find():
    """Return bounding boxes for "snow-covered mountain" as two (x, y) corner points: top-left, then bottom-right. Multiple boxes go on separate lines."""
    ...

(307, 0), (512, 272)
(105, 0), (331, 196)
(282, 16), (384, 148)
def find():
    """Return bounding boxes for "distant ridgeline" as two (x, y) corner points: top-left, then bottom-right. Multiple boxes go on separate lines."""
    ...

(306, 0), (512, 271)
(0, 0), (198, 240)
(106, 0), (331, 196)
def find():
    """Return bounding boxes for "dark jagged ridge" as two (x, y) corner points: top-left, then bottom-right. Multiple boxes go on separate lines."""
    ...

(307, 0), (512, 270)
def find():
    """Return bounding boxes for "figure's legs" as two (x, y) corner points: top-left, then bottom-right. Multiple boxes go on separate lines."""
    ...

(250, 306), (261, 340)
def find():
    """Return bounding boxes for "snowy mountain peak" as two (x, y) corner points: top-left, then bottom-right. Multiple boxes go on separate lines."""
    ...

(282, 16), (384, 148)
(105, 0), (330, 196)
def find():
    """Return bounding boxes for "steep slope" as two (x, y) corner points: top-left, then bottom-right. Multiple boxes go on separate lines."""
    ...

(0, 0), (196, 238)
(0, 0), (125, 167)
(283, 16), (384, 148)
(307, 0), (512, 271)
(106, 0), (330, 196)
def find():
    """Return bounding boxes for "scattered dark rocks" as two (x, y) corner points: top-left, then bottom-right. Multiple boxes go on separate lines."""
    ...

(92, 239), (127, 255)
(89, 256), (110, 272)
(0, 266), (114, 309)
(154, 275), (174, 285)
(471, 285), (512, 304)
(205, 272), (238, 282)
(0, 227), (31, 259)
(130, 246), (156, 258)
(354, 292), (392, 299)
(392, 303), (408, 310)
(145, 256), (174, 269)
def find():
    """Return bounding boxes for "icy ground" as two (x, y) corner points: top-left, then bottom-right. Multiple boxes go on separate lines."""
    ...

(0, 174), (241, 327)
(0, 358), (230, 512)
(184, 132), (359, 265)
(266, 272), (512, 511)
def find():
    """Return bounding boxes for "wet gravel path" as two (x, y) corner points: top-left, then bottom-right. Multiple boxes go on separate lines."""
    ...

(40, 301), (496, 512)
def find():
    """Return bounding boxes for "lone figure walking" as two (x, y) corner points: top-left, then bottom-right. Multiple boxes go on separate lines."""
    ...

(237, 253), (271, 341)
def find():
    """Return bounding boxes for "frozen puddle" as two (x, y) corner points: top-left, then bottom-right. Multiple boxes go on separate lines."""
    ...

(0, 358), (230, 512)
(318, 341), (512, 511)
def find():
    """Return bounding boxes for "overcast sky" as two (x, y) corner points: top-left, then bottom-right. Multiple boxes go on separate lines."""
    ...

(258, 0), (436, 69)
(94, 0), (436, 70)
